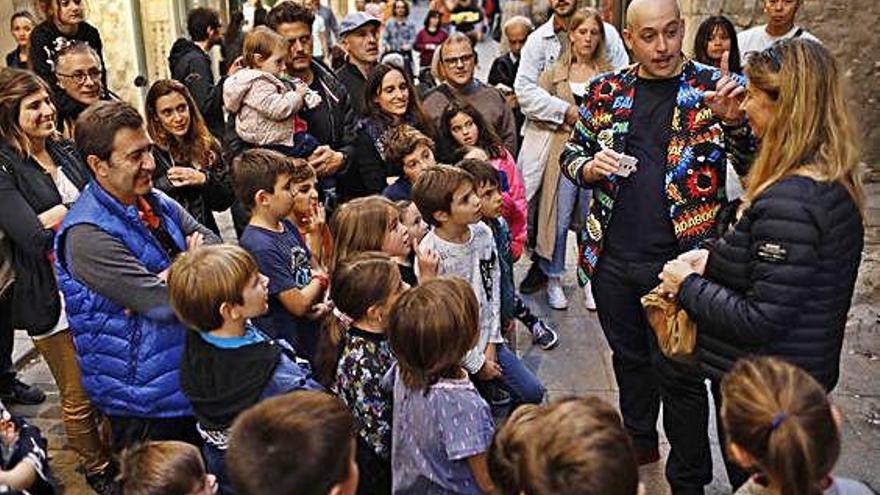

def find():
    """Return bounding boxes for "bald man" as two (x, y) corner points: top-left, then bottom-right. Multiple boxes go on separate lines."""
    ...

(560, 1), (757, 493)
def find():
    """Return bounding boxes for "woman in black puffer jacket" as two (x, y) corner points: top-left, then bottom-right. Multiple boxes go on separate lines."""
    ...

(659, 39), (865, 490)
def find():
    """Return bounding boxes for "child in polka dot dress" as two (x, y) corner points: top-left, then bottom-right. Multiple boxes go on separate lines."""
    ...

(388, 277), (496, 495)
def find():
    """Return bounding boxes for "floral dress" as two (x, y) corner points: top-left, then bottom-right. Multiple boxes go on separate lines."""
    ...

(334, 327), (395, 460)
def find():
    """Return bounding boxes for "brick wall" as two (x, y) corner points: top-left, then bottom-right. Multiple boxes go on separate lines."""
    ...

(681, 0), (880, 169)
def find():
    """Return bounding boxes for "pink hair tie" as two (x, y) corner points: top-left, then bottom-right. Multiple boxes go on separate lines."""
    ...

(332, 305), (354, 330)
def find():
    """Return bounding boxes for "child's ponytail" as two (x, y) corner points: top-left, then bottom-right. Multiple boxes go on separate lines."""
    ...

(720, 357), (840, 495)
(765, 412), (823, 495)
(314, 252), (401, 388)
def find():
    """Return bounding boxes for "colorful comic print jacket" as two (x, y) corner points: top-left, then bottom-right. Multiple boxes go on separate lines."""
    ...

(560, 60), (756, 284)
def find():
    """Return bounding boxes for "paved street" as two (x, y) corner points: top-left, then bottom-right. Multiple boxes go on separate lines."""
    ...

(6, 7), (879, 492)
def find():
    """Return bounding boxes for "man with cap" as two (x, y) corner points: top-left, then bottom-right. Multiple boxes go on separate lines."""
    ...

(336, 12), (381, 115)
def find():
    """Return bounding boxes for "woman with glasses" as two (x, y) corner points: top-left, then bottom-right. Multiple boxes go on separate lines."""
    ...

(659, 39), (865, 490)
(30, 0), (106, 91)
(52, 41), (115, 138)
(0, 68), (116, 494)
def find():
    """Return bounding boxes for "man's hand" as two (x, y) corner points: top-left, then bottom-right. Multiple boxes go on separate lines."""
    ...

(308, 145), (344, 177)
(582, 148), (621, 182)
(564, 104), (580, 126)
(703, 51), (746, 125)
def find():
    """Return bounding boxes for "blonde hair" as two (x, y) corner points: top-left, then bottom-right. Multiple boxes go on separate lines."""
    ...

(243, 26), (288, 68)
(743, 39), (864, 214)
(721, 357), (839, 495)
(167, 245), (259, 331)
(567, 8), (612, 71)
(118, 441), (207, 495)
(330, 195), (398, 271)
(388, 276), (479, 390)
(490, 397), (639, 495)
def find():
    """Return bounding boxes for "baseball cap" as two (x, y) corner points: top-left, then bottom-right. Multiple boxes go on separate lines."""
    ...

(339, 12), (381, 37)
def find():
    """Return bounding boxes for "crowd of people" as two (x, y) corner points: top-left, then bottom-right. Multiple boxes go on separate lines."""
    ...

(0, 0), (873, 494)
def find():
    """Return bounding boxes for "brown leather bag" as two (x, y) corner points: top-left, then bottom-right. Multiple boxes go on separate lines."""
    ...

(641, 286), (697, 362)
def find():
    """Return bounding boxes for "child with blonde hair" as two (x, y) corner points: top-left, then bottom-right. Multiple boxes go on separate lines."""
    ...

(223, 26), (319, 158)
(389, 277), (496, 494)
(721, 357), (875, 495)
(169, 244), (321, 492)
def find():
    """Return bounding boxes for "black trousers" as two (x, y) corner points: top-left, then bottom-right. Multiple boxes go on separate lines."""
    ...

(0, 290), (19, 388)
(592, 253), (713, 494)
(710, 380), (750, 490)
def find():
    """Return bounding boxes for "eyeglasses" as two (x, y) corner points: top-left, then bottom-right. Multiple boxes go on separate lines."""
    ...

(442, 53), (475, 67)
(56, 68), (103, 86)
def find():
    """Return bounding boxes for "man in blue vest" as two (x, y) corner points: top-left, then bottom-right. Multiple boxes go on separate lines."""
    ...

(55, 101), (220, 451)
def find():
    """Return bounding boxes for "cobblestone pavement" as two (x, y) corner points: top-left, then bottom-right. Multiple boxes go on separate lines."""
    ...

(8, 10), (879, 492)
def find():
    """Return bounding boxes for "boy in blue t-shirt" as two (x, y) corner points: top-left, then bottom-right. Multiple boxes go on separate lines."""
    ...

(234, 149), (330, 361)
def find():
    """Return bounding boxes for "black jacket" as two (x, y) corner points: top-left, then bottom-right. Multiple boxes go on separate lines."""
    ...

(488, 53), (524, 141)
(29, 20), (105, 88)
(5, 48), (26, 69)
(169, 38), (225, 139)
(151, 147), (235, 236)
(336, 60), (369, 116)
(679, 176), (864, 391)
(0, 140), (90, 334)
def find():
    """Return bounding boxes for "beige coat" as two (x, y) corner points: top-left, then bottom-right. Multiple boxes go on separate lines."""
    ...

(534, 59), (577, 260)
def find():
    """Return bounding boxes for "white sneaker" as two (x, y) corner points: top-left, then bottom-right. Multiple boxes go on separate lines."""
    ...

(547, 277), (569, 310)
(583, 281), (597, 311)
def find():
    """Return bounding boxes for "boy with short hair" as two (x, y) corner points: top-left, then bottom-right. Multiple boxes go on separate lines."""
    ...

(382, 125), (438, 201)
(457, 158), (559, 351)
(234, 149), (330, 362)
(227, 391), (359, 495)
(413, 165), (545, 406)
(168, 244), (321, 493)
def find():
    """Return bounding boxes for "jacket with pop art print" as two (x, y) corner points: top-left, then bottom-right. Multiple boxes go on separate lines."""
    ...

(560, 60), (757, 284)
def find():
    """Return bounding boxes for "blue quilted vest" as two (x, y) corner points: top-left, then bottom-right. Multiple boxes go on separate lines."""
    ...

(55, 181), (191, 418)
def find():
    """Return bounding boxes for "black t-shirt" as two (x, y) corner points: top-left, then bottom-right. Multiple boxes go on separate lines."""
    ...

(605, 76), (679, 261)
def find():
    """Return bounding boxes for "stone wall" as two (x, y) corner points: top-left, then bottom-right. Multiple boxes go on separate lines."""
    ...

(681, 0), (880, 170)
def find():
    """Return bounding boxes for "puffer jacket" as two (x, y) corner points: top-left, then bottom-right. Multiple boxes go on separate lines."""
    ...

(678, 176), (864, 391)
(55, 184), (191, 417)
(223, 68), (303, 147)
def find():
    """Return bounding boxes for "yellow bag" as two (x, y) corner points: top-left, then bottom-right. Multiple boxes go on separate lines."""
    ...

(641, 286), (697, 362)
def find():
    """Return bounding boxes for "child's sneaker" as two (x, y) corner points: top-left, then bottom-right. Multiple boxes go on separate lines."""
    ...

(530, 320), (559, 350)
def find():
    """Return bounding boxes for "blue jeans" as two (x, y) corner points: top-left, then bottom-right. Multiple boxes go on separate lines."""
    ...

(496, 344), (545, 404)
(539, 176), (591, 278)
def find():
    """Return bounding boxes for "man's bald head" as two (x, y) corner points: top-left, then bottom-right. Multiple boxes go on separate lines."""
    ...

(626, 0), (681, 29)
(623, 0), (685, 79)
